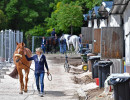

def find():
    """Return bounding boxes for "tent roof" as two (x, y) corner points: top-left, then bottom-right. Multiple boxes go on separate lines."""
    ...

(99, 1), (113, 12)
(83, 14), (88, 21)
(83, 10), (92, 21)
(98, 1), (113, 18)
(91, 6), (100, 18)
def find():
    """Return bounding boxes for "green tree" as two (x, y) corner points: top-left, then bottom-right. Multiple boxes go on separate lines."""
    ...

(3, 0), (53, 32)
(45, 2), (62, 35)
(0, 10), (7, 30)
(57, 2), (83, 35)
(46, 1), (83, 35)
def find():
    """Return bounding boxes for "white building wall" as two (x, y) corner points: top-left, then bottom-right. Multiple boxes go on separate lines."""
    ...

(88, 20), (92, 27)
(93, 19), (98, 28)
(108, 15), (121, 27)
(124, 2), (130, 66)
(99, 19), (107, 28)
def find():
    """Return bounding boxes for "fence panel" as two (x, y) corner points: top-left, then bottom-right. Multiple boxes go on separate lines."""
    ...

(101, 27), (124, 59)
(32, 36), (42, 53)
(81, 27), (93, 47)
(92, 29), (101, 54)
(0, 30), (23, 64)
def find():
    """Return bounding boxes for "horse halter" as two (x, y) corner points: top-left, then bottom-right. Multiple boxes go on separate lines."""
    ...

(15, 47), (24, 63)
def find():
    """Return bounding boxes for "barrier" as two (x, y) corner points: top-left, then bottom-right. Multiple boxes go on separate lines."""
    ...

(0, 29), (23, 68)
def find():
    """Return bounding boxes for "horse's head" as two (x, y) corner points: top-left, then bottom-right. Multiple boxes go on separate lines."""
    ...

(14, 42), (25, 63)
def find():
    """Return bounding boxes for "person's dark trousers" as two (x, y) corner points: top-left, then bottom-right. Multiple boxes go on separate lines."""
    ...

(41, 44), (46, 53)
(35, 72), (45, 93)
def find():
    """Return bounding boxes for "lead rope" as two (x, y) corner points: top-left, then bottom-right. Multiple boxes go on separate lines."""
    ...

(20, 60), (52, 81)
(19, 60), (52, 99)
(32, 72), (35, 95)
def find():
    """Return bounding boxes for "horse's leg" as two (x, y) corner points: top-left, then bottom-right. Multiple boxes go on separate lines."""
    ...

(75, 38), (79, 52)
(50, 45), (52, 53)
(46, 44), (48, 54)
(17, 68), (24, 94)
(67, 42), (69, 50)
(24, 69), (29, 92)
(53, 43), (56, 53)
(72, 40), (76, 51)
(55, 44), (57, 53)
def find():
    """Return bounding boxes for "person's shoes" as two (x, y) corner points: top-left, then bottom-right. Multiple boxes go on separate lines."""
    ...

(39, 92), (44, 97)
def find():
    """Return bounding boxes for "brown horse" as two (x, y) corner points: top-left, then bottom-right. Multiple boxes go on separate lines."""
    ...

(46, 37), (58, 53)
(9, 42), (32, 94)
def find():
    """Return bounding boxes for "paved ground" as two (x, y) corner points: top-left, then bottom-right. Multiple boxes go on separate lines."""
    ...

(0, 54), (80, 100)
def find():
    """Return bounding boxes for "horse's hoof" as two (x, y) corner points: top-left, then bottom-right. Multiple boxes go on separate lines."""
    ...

(24, 90), (28, 93)
(19, 91), (23, 94)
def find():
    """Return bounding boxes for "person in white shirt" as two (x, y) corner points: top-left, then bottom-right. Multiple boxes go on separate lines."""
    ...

(41, 37), (46, 53)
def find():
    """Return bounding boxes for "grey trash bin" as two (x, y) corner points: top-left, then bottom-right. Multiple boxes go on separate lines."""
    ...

(98, 61), (113, 88)
(89, 56), (100, 79)
(108, 77), (130, 100)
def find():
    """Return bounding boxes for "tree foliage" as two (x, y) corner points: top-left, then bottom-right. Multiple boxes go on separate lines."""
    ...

(0, 10), (7, 30)
(0, 0), (53, 33)
(0, 0), (112, 37)
(57, 2), (83, 34)
(46, 1), (83, 35)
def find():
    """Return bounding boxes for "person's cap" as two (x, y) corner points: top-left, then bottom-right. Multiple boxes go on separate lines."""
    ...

(53, 28), (55, 30)
(35, 47), (43, 53)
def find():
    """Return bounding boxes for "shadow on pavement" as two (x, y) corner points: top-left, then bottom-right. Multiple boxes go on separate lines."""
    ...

(45, 91), (66, 97)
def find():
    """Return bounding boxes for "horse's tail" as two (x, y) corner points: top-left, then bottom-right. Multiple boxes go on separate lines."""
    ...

(75, 37), (79, 52)
(8, 66), (18, 79)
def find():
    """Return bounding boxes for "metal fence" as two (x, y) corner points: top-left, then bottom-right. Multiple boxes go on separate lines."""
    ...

(0, 29), (23, 67)
(32, 36), (43, 53)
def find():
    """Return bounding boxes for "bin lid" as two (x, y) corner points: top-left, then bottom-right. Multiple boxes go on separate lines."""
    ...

(108, 76), (130, 85)
(98, 60), (113, 67)
(93, 61), (99, 68)
(98, 61), (112, 64)
(87, 53), (96, 57)
(85, 50), (91, 54)
(89, 56), (101, 60)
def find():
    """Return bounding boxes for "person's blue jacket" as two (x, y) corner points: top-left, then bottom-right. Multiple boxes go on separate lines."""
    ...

(41, 39), (46, 45)
(59, 38), (66, 45)
(25, 54), (49, 73)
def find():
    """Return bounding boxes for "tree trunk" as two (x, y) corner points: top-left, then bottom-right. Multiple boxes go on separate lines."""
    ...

(71, 25), (73, 35)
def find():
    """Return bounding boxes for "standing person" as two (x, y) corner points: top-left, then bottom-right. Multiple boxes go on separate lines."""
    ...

(41, 37), (46, 53)
(79, 34), (82, 53)
(51, 28), (56, 38)
(25, 48), (50, 97)
(79, 34), (82, 45)
(59, 36), (66, 54)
